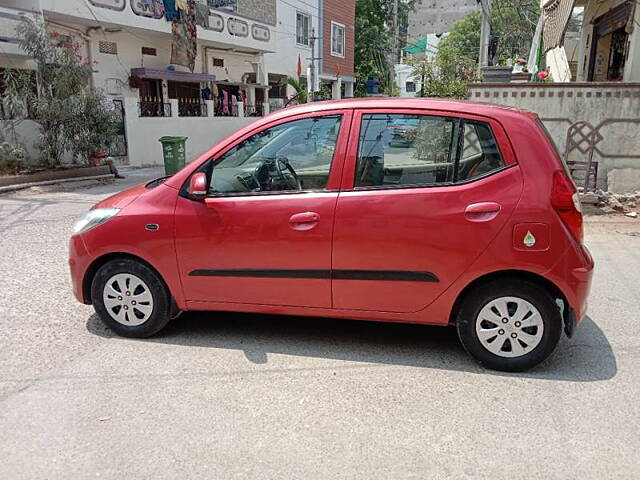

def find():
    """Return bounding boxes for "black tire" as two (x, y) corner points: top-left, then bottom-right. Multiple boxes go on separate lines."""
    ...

(456, 279), (563, 372)
(91, 258), (172, 338)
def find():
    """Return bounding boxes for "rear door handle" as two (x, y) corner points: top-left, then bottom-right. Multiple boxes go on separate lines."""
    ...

(465, 202), (501, 222)
(289, 212), (320, 231)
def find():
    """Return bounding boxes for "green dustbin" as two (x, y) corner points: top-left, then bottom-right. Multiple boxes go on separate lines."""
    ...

(159, 136), (188, 175)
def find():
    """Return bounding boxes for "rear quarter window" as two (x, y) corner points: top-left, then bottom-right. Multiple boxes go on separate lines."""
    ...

(458, 121), (506, 182)
(536, 118), (573, 179)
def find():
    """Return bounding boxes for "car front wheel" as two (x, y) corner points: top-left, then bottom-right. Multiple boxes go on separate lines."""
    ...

(91, 258), (172, 338)
(456, 279), (563, 372)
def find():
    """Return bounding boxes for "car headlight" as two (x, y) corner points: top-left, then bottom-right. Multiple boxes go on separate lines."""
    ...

(73, 208), (120, 234)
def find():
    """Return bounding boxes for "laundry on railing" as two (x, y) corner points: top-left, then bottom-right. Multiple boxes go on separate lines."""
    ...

(170, 0), (198, 72)
(163, 0), (179, 21)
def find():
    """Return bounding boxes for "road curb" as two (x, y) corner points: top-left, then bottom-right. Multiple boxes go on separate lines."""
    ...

(0, 174), (115, 194)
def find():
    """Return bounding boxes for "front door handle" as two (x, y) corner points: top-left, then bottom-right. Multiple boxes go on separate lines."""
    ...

(289, 212), (320, 231)
(465, 202), (501, 222)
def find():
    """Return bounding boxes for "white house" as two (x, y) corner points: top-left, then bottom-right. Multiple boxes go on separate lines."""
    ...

(0, 0), (312, 167)
(263, 0), (321, 109)
(394, 63), (421, 97)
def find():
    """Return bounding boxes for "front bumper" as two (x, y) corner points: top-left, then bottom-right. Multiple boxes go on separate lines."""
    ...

(68, 234), (91, 304)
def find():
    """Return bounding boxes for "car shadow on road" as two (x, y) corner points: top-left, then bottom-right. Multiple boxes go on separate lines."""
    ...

(87, 312), (616, 382)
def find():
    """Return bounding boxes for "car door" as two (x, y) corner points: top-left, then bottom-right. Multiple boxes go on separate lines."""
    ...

(331, 109), (523, 313)
(175, 110), (351, 308)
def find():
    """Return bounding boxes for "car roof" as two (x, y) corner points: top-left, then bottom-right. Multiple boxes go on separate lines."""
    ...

(267, 97), (538, 123)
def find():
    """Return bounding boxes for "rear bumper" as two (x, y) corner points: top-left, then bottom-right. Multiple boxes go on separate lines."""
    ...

(547, 243), (594, 327)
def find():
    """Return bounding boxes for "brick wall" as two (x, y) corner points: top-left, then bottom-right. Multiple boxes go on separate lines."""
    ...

(322, 0), (355, 78)
(237, 0), (277, 26)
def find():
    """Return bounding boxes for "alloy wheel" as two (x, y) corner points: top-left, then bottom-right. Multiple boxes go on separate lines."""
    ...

(475, 296), (544, 358)
(102, 273), (154, 326)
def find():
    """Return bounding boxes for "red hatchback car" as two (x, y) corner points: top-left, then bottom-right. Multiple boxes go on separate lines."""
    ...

(69, 98), (593, 371)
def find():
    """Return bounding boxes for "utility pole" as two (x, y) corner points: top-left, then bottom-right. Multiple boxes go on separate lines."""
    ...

(307, 28), (322, 101)
(478, 0), (491, 74)
(388, 0), (398, 95)
(308, 27), (315, 101)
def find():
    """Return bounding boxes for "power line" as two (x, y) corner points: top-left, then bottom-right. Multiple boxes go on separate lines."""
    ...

(73, 0), (142, 80)
(279, 0), (321, 18)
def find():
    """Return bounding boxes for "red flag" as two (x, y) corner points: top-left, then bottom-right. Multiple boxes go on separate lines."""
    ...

(296, 54), (302, 77)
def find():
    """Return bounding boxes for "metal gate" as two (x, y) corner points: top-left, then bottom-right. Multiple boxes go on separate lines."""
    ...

(109, 99), (128, 158)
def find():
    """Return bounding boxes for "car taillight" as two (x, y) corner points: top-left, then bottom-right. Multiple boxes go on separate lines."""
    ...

(551, 170), (583, 243)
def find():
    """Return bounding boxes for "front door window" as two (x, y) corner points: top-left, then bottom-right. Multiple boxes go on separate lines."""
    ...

(210, 115), (342, 194)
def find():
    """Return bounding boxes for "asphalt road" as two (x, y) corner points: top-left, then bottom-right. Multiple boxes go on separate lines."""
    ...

(0, 169), (638, 479)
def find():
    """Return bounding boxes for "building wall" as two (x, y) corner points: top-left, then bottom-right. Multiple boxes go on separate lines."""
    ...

(0, 120), (46, 167)
(237, 0), (277, 26)
(204, 47), (263, 84)
(576, 0), (640, 82)
(38, 0), (277, 54)
(407, 0), (478, 39)
(321, 0), (355, 78)
(263, 0), (321, 90)
(88, 28), (175, 98)
(122, 98), (256, 167)
(0, 0), (40, 11)
(0, 0), (277, 167)
(624, 1), (640, 81)
(394, 63), (421, 97)
(469, 83), (640, 190)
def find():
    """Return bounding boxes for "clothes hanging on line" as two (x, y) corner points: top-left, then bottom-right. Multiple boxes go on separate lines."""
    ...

(170, 0), (197, 72)
(163, 0), (178, 21)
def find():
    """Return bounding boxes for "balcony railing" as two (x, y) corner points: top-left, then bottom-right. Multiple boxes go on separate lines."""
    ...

(178, 99), (207, 117)
(207, 0), (237, 10)
(138, 99), (172, 117)
(214, 98), (238, 117)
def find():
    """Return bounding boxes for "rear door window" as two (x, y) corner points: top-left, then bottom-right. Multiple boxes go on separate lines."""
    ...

(355, 114), (460, 188)
(354, 113), (506, 189)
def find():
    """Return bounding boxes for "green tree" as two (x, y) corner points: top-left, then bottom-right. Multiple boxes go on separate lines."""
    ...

(436, 12), (482, 64)
(285, 77), (308, 105)
(3, 16), (117, 167)
(437, 0), (539, 65)
(68, 89), (119, 164)
(354, 0), (391, 96)
(410, 57), (476, 99)
(354, 0), (416, 96)
(408, 0), (539, 99)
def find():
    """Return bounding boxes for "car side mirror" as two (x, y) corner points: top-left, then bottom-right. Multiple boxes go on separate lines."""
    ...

(188, 172), (207, 201)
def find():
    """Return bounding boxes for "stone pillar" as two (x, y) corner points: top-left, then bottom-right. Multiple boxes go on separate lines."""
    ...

(169, 98), (179, 118)
(247, 87), (256, 110)
(161, 79), (169, 101)
(332, 78), (342, 100)
(205, 99), (215, 117)
(237, 101), (245, 117)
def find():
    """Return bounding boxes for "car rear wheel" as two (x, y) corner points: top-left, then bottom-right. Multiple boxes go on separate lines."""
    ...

(456, 279), (563, 372)
(91, 258), (172, 338)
